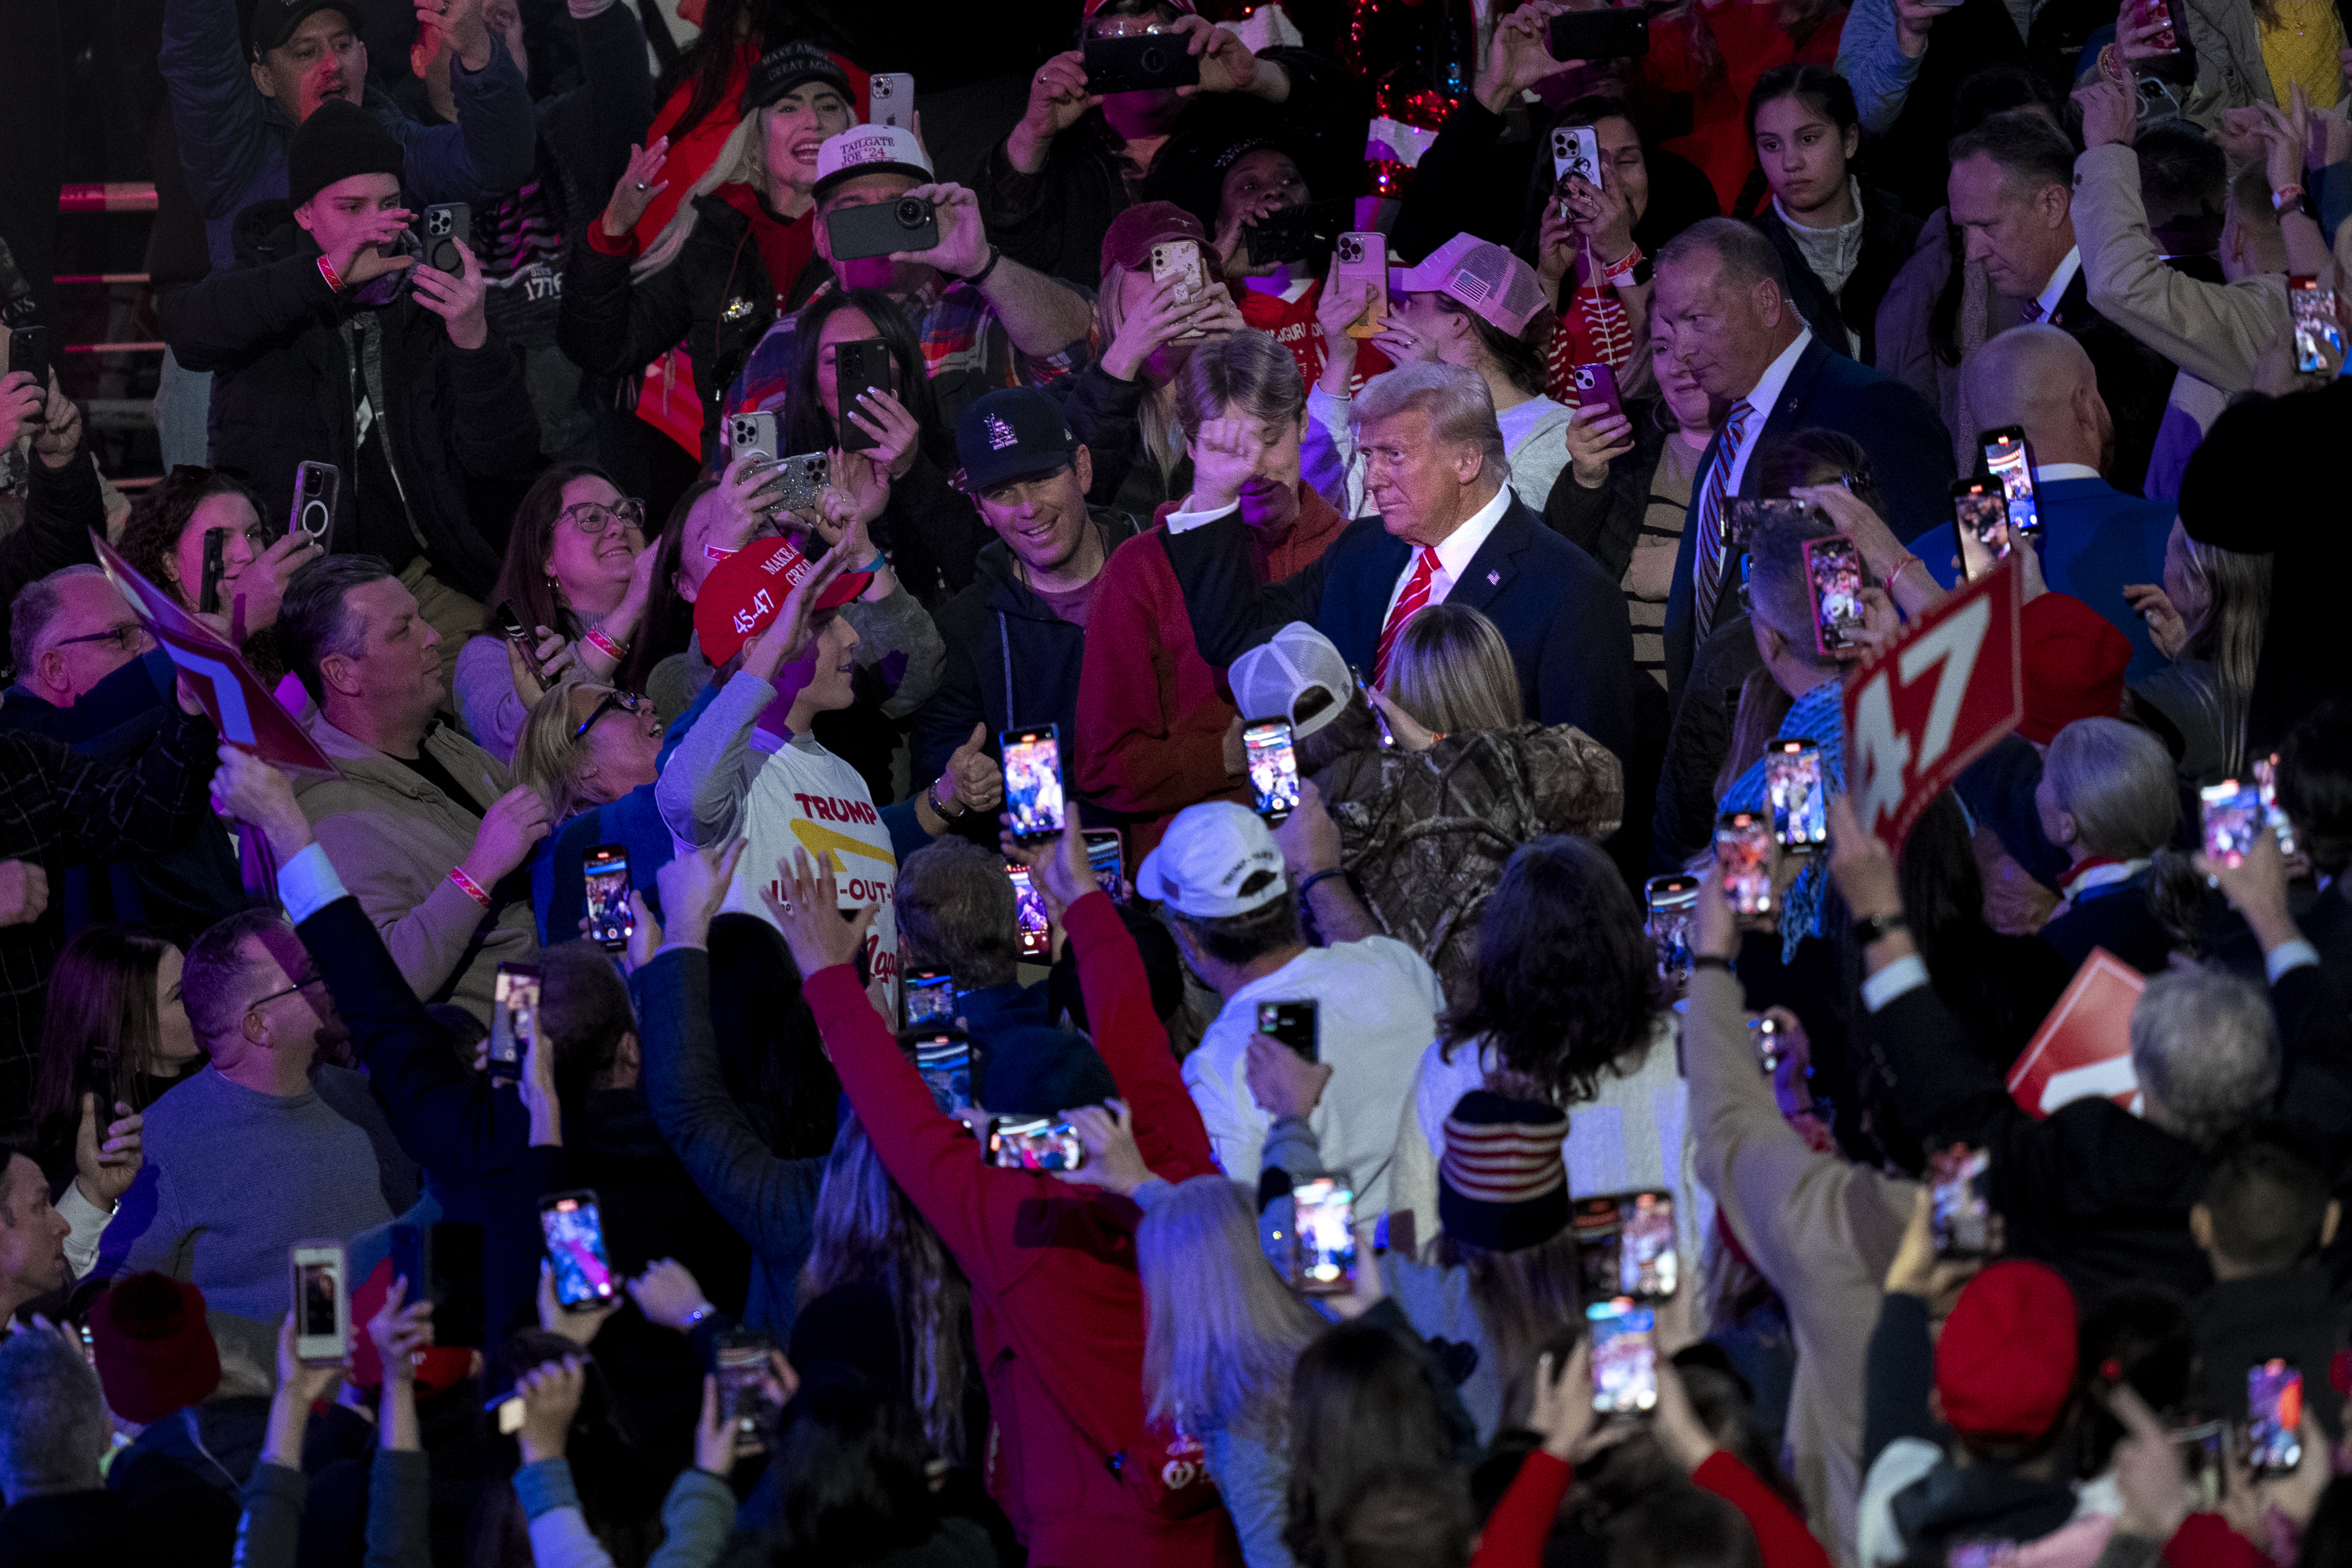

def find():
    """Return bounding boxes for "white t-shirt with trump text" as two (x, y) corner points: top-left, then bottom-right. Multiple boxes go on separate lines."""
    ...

(722, 735), (899, 1018)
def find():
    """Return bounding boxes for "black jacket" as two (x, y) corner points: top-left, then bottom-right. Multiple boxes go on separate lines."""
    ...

(2045, 265), (2177, 499)
(2038, 867), (2177, 976)
(1650, 616), (1765, 872)
(1051, 362), (1196, 520)
(2193, 1270), (2347, 1440)
(909, 510), (1141, 802)
(162, 202), (540, 601)
(0, 444), (102, 663)
(1753, 185), (1921, 367)
(1541, 396), (1673, 586)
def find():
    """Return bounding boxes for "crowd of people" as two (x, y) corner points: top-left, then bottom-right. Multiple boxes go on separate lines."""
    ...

(0, 0), (2347, 1563)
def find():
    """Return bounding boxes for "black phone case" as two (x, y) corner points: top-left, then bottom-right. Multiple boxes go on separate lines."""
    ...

(8, 327), (49, 401)
(422, 203), (472, 273)
(201, 530), (227, 614)
(827, 198), (939, 262)
(1548, 8), (1649, 59)
(1083, 32), (1201, 93)
(834, 339), (894, 454)
(1242, 199), (1354, 267)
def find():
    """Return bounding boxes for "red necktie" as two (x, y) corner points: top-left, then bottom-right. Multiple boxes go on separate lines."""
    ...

(2020, 297), (2044, 323)
(1372, 547), (1442, 686)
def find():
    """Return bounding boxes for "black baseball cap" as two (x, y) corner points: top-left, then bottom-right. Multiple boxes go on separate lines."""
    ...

(246, 0), (359, 55)
(956, 389), (1081, 494)
(744, 41), (854, 111)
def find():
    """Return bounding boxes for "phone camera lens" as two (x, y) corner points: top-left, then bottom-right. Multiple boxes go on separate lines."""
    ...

(1139, 45), (1166, 72)
(895, 198), (928, 229)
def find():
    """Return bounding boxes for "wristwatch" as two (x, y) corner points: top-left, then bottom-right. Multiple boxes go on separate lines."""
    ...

(928, 775), (967, 819)
(1852, 912), (1909, 947)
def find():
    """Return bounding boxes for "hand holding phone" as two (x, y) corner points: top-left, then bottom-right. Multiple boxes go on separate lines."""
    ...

(1257, 1000), (1319, 1063)
(583, 846), (634, 952)
(1802, 536), (1867, 654)
(1715, 813), (1772, 915)
(1290, 1175), (1358, 1295)
(1001, 727), (1066, 841)
(1587, 1297), (1658, 1413)
(1332, 233), (1388, 340)
(292, 1241), (350, 1363)
(1930, 1148), (1992, 1256)
(539, 1190), (616, 1309)
(1243, 718), (1301, 824)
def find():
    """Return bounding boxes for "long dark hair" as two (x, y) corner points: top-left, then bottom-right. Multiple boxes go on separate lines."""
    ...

(780, 289), (950, 468)
(1897, 792), (2046, 1069)
(645, 479), (714, 674)
(709, 913), (839, 1159)
(479, 463), (664, 694)
(30, 928), (184, 1174)
(1440, 837), (1664, 1105)
(755, 1378), (943, 1560)
(118, 467), (261, 610)
(1426, 295), (1552, 400)
(1284, 1322), (1462, 1568)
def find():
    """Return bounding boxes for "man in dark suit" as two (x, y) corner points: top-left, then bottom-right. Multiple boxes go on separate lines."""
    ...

(1160, 361), (1636, 767)
(1655, 218), (1953, 706)
(1946, 111), (2177, 497)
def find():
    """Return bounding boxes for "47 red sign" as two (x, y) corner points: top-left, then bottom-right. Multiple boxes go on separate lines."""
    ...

(1842, 557), (2023, 852)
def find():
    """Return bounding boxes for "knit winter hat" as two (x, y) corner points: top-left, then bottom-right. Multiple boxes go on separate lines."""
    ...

(1935, 1260), (2079, 1441)
(1436, 1091), (1571, 1252)
(2017, 592), (2130, 745)
(89, 1272), (222, 1422)
(288, 98), (406, 210)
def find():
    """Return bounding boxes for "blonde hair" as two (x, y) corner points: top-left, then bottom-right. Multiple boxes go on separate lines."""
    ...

(2177, 539), (2273, 778)
(512, 680), (608, 821)
(632, 111), (772, 282)
(1098, 266), (1190, 490)
(1352, 360), (1508, 480)
(2046, 717), (2179, 858)
(1137, 1176), (1324, 1440)
(1384, 603), (1523, 734)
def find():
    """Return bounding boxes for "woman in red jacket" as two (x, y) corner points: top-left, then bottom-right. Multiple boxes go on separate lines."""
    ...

(1075, 329), (1349, 864)
(747, 824), (1242, 1567)
(1631, 0), (1846, 215)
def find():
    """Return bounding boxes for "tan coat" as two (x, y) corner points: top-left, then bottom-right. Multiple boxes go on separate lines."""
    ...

(292, 714), (538, 1021)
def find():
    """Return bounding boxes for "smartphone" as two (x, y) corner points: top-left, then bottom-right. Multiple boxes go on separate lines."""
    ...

(2247, 1361), (2304, 1477)
(833, 337), (896, 454)
(1257, 1000), (1319, 1064)
(1008, 864), (1051, 961)
(1351, 663), (1396, 749)
(584, 845), (633, 952)
(494, 600), (548, 684)
(2200, 778), (2264, 869)
(1083, 828), (1127, 902)
(1752, 1014), (1784, 1073)
(727, 409), (779, 462)
(429, 1221), (486, 1348)
(716, 1330), (782, 1455)
(2141, 0), (2181, 53)
(1332, 232), (1388, 340)
(389, 1222), (432, 1313)
(200, 528), (228, 616)
(1000, 725), (1066, 841)
(1765, 740), (1826, 851)
(1644, 873), (1700, 985)
(1587, 1297), (1659, 1413)
(1932, 1148), (1992, 1256)
(1802, 535), (1867, 654)
(910, 1032), (974, 1116)
(1725, 496), (1811, 554)
(291, 460), (340, 541)
(2290, 276), (2344, 376)
(903, 969), (957, 1029)
(1980, 427), (2041, 544)
(1572, 1198), (1625, 1300)
(1152, 239), (1208, 341)
(768, 451), (830, 513)
(1242, 198), (1351, 268)
(2254, 753), (2298, 858)
(291, 1241), (349, 1363)
(1551, 125), (1601, 189)
(2173, 1420), (2228, 1510)
(1548, 9), (1650, 61)
(1290, 1175), (1358, 1296)
(1715, 812), (1772, 916)
(826, 195), (940, 262)
(1243, 718), (1301, 824)
(488, 962), (540, 1084)
(988, 1115), (1085, 1171)
(1618, 1191), (1677, 1299)
(80, 1045), (116, 1112)
(539, 1189), (616, 1309)
(1081, 30), (1201, 93)
(1569, 362), (1623, 423)
(6, 326), (49, 413)
(1951, 479), (2010, 582)
(421, 202), (470, 274)
(867, 71), (914, 129)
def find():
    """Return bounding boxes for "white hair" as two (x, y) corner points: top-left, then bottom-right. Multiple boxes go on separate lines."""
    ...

(1351, 361), (1509, 479)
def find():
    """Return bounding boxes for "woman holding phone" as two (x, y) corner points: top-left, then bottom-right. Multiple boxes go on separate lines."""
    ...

(116, 466), (324, 663)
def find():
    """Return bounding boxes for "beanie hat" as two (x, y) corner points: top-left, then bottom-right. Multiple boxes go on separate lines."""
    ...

(744, 41), (854, 112)
(1436, 1091), (1571, 1252)
(288, 98), (406, 210)
(971, 1025), (1119, 1118)
(89, 1272), (222, 1422)
(2017, 593), (2131, 744)
(1230, 622), (1352, 741)
(349, 1260), (473, 1398)
(1101, 200), (1210, 278)
(1935, 1260), (2079, 1440)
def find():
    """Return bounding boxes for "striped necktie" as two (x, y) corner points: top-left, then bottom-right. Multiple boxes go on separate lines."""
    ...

(2020, 297), (2044, 323)
(1372, 547), (1442, 686)
(1692, 397), (1755, 645)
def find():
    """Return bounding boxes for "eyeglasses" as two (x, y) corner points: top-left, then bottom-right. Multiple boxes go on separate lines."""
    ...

(975, 466), (1074, 508)
(557, 499), (647, 539)
(47, 623), (152, 657)
(573, 688), (647, 741)
(244, 970), (325, 1013)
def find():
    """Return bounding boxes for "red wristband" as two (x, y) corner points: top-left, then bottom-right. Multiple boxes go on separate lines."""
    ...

(1883, 554), (1920, 592)
(447, 865), (492, 908)
(317, 255), (347, 293)
(583, 628), (626, 662)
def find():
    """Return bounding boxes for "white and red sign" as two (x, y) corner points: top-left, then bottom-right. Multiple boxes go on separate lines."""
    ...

(2006, 948), (2147, 1118)
(1843, 556), (2023, 853)
(92, 532), (336, 775)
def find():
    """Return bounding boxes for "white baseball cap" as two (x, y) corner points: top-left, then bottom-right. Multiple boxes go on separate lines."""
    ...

(1392, 233), (1546, 337)
(1230, 621), (1352, 741)
(813, 125), (934, 198)
(1137, 801), (1289, 918)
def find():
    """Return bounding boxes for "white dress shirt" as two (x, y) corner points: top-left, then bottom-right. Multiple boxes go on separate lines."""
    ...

(1380, 479), (1514, 625)
(2032, 246), (2082, 322)
(2032, 461), (2100, 483)
(1722, 327), (1815, 496)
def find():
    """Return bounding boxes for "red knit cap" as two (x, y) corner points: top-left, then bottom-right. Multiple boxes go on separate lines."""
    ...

(89, 1272), (222, 1422)
(1935, 1260), (2079, 1440)
(1437, 1090), (1571, 1252)
(2017, 593), (2131, 745)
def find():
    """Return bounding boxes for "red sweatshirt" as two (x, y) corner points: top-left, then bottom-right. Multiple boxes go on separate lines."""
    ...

(1073, 487), (1351, 862)
(2161, 1514), (2274, 1568)
(1470, 1450), (1833, 1568)
(1633, 0), (1846, 213)
(804, 892), (1237, 1568)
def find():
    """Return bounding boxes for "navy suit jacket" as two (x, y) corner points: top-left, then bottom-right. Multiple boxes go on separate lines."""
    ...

(1663, 335), (1955, 701)
(1161, 493), (1638, 765)
(1911, 473), (2174, 679)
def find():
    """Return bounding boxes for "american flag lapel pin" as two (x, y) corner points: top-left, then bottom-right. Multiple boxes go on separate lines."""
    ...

(1486, 570), (1501, 586)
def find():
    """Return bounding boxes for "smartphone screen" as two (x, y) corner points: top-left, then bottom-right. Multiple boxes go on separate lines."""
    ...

(1932, 1148), (1992, 1256)
(2247, 1361), (2304, 1476)
(1257, 1000), (1318, 1063)
(1587, 1298), (1659, 1413)
(1715, 813), (1772, 916)
(1765, 740), (1826, 851)
(1291, 1176), (1357, 1295)
(584, 846), (633, 952)
(2254, 753), (2298, 857)
(1244, 719), (1301, 824)
(1644, 874), (1699, 984)
(988, 1116), (1085, 1172)
(1000, 726), (1065, 841)
(1803, 536), (1866, 654)
(1951, 480), (2010, 582)
(1572, 1197), (1624, 1300)
(488, 963), (540, 1082)
(539, 1191), (616, 1308)
(903, 970), (957, 1029)
(1620, 1191), (1677, 1299)
(716, 1332), (781, 1455)
(292, 1245), (347, 1361)
(911, 1033), (974, 1115)
(2290, 276), (2345, 375)
(1083, 828), (1127, 902)
(1007, 864), (1051, 960)
(2200, 779), (2264, 868)
(1982, 429), (2040, 543)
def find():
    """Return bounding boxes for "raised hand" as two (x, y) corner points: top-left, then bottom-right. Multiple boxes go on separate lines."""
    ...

(1565, 405), (1635, 487)
(887, 182), (991, 278)
(1001, 817), (1093, 919)
(328, 209), (416, 290)
(740, 535), (854, 682)
(1101, 276), (1204, 382)
(410, 238), (490, 350)
(2073, 78), (2137, 148)
(1011, 50), (1095, 166)
(1244, 1029), (1332, 1119)
(74, 1097), (143, 1209)
(29, 373), (82, 466)
(2120, 581), (2187, 657)
(1055, 1101), (1152, 1195)
(0, 372), (44, 451)
(537, 1258), (619, 1348)
(367, 1275), (436, 1384)
(233, 527), (327, 638)
(941, 723), (1004, 816)
(842, 385), (921, 479)
(209, 745), (315, 857)
(599, 139), (671, 238)
(1476, 5), (1563, 113)
(652, 838), (749, 952)
(760, 849), (876, 977)
(627, 1258), (716, 1333)
(1190, 415), (1269, 511)
(515, 1355), (587, 1463)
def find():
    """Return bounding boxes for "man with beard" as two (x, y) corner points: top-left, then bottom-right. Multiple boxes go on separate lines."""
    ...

(93, 903), (419, 1327)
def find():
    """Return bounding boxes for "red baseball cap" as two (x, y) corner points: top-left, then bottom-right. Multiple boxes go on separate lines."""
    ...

(694, 538), (874, 668)
(1935, 1260), (2079, 1440)
(2017, 593), (2132, 745)
(1101, 200), (1210, 278)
